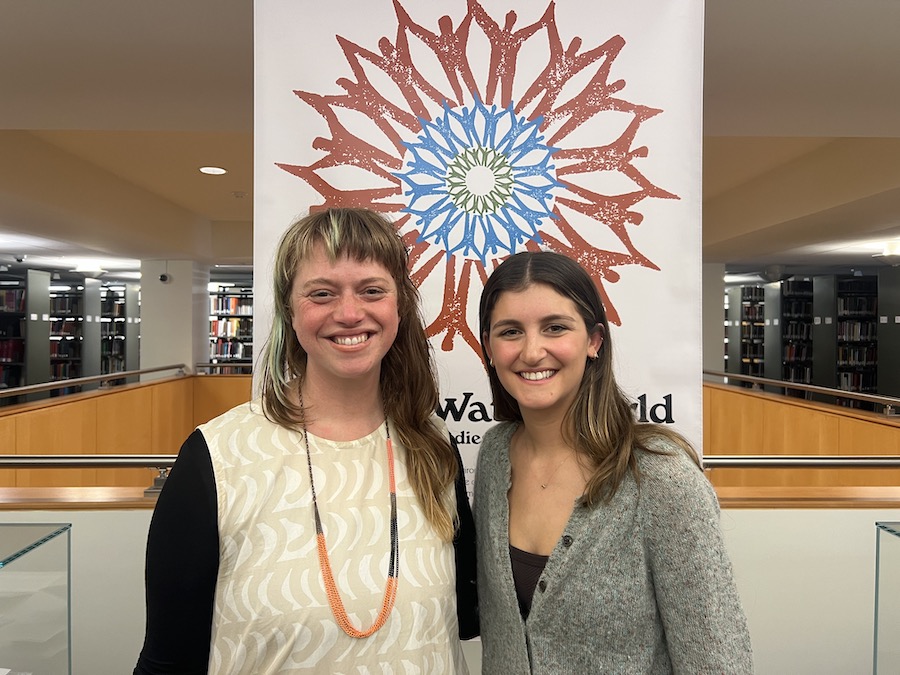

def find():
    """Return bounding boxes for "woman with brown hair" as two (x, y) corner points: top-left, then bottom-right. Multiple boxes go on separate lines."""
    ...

(475, 250), (751, 673)
(135, 208), (477, 674)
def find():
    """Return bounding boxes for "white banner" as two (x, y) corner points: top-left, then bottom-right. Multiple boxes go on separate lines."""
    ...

(254, 0), (704, 493)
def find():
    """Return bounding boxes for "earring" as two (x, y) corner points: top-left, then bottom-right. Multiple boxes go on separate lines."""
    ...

(489, 358), (495, 367)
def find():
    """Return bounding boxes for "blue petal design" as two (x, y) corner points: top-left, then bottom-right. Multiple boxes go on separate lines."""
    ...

(395, 97), (562, 263)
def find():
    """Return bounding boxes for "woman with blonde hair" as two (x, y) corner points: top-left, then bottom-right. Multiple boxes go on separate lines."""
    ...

(135, 208), (477, 674)
(475, 250), (751, 673)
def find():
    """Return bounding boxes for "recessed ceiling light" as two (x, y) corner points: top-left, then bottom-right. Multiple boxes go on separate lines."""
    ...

(199, 166), (227, 175)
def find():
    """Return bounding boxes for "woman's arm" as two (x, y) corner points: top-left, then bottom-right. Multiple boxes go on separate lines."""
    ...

(451, 436), (480, 639)
(643, 450), (753, 673)
(134, 429), (220, 675)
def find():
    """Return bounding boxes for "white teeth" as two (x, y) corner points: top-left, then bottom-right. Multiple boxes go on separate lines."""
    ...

(334, 334), (369, 346)
(520, 370), (555, 381)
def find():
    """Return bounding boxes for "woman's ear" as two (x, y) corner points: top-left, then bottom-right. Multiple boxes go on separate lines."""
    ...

(483, 332), (494, 367)
(588, 323), (604, 358)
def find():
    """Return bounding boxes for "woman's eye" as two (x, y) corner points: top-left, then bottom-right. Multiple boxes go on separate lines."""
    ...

(307, 290), (333, 300)
(498, 328), (521, 338)
(546, 324), (567, 333)
(362, 287), (386, 297)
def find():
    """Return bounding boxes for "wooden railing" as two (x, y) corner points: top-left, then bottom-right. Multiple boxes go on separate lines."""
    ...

(0, 373), (251, 488)
(703, 369), (900, 415)
(2, 373), (899, 491)
(703, 381), (900, 488)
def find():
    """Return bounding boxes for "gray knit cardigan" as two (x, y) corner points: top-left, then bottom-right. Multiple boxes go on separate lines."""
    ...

(474, 422), (753, 674)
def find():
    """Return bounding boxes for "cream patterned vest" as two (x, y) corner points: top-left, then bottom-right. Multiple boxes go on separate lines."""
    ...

(200, 402), (467, 674)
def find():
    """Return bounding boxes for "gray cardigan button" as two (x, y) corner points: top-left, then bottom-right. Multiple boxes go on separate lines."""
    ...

(562, 535), (573, 547)
(538, 580), (547, 592)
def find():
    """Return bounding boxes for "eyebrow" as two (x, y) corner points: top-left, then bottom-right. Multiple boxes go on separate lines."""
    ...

(491, 313), (578, 328)
(299, 275), (391, 290)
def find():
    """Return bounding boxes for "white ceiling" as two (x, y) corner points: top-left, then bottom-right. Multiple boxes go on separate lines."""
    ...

(1, 0), (900, 279)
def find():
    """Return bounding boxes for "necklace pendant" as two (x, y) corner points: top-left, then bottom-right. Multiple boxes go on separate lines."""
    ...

(540, 483), (547, 489)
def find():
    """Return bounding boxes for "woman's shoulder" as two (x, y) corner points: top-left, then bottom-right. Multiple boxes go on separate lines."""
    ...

(476, 422), (517, 475)
(198, 398), (270, 436)
(632, 430), (710, 498)
(480, 421), (518, 449)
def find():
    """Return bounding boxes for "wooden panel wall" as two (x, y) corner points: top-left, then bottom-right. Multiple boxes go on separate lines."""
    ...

(16, 399), (99, 487)
(192, 375), (252, 427)
(151, 378), (195, 453)
(0, 376), (193, 487)
(96, 387), (154, 487)
(5, 378), (895, 490)
(0, 375), (252, 488)
(704, 383), (900, 487)
(0, 417), (15, 487)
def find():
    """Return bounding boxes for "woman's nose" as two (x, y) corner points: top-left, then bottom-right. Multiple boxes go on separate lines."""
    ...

(520, 333), (545, 362)
(334, 293), (364, 322)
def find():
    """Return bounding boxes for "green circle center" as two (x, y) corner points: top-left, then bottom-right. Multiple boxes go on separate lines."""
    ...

(446, 147), (514, 215)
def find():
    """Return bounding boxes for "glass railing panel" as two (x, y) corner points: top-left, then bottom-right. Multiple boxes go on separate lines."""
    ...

(874, 521), (900, 674)
(0, 523), (72, 675)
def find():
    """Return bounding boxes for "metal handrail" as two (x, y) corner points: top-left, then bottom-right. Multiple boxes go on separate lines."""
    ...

(703, 369), (900, 416)
(0, 364), (187, 399)
(0, 455), (177, 468)
(2, 454), (898, 498)
(0, 454), (178, 497)
(702, 455), (900, 468)
(195, 362), (252, 373)
(1, 454), (899, 470)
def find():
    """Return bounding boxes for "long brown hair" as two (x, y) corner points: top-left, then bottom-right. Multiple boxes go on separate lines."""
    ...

(260, 208), (457, 540)
(478, 250), (699, 504)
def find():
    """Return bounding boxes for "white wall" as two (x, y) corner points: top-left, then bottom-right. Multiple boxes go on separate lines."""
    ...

(723, 508), (900, 674)
(0, 509), (152, 675)
(139, 260), (210, 377)
(702, 262), (727, 375)
(1, 506), (898, 674)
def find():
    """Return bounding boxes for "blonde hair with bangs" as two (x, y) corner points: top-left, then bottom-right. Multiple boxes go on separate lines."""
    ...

(260, 208), (457, 540)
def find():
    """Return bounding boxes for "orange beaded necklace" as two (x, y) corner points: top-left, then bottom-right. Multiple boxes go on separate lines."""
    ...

(299, 392), (399, 639)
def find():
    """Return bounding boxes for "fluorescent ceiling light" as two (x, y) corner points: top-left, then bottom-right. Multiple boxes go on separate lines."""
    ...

(72, 259), (108, 273)
(199, 166), (227, 175)
(723, 273), (765, 284)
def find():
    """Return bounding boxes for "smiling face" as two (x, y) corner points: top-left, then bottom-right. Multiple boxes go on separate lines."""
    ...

(484, 283), (602, 420)
(291, 244), (399, 388)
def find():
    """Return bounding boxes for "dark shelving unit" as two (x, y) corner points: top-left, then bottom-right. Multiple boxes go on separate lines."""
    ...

(725, 285), (765, 387)
(209, 281), (253, 374)
(100, 283), (140, 384)
(765, 278), (813, 398)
